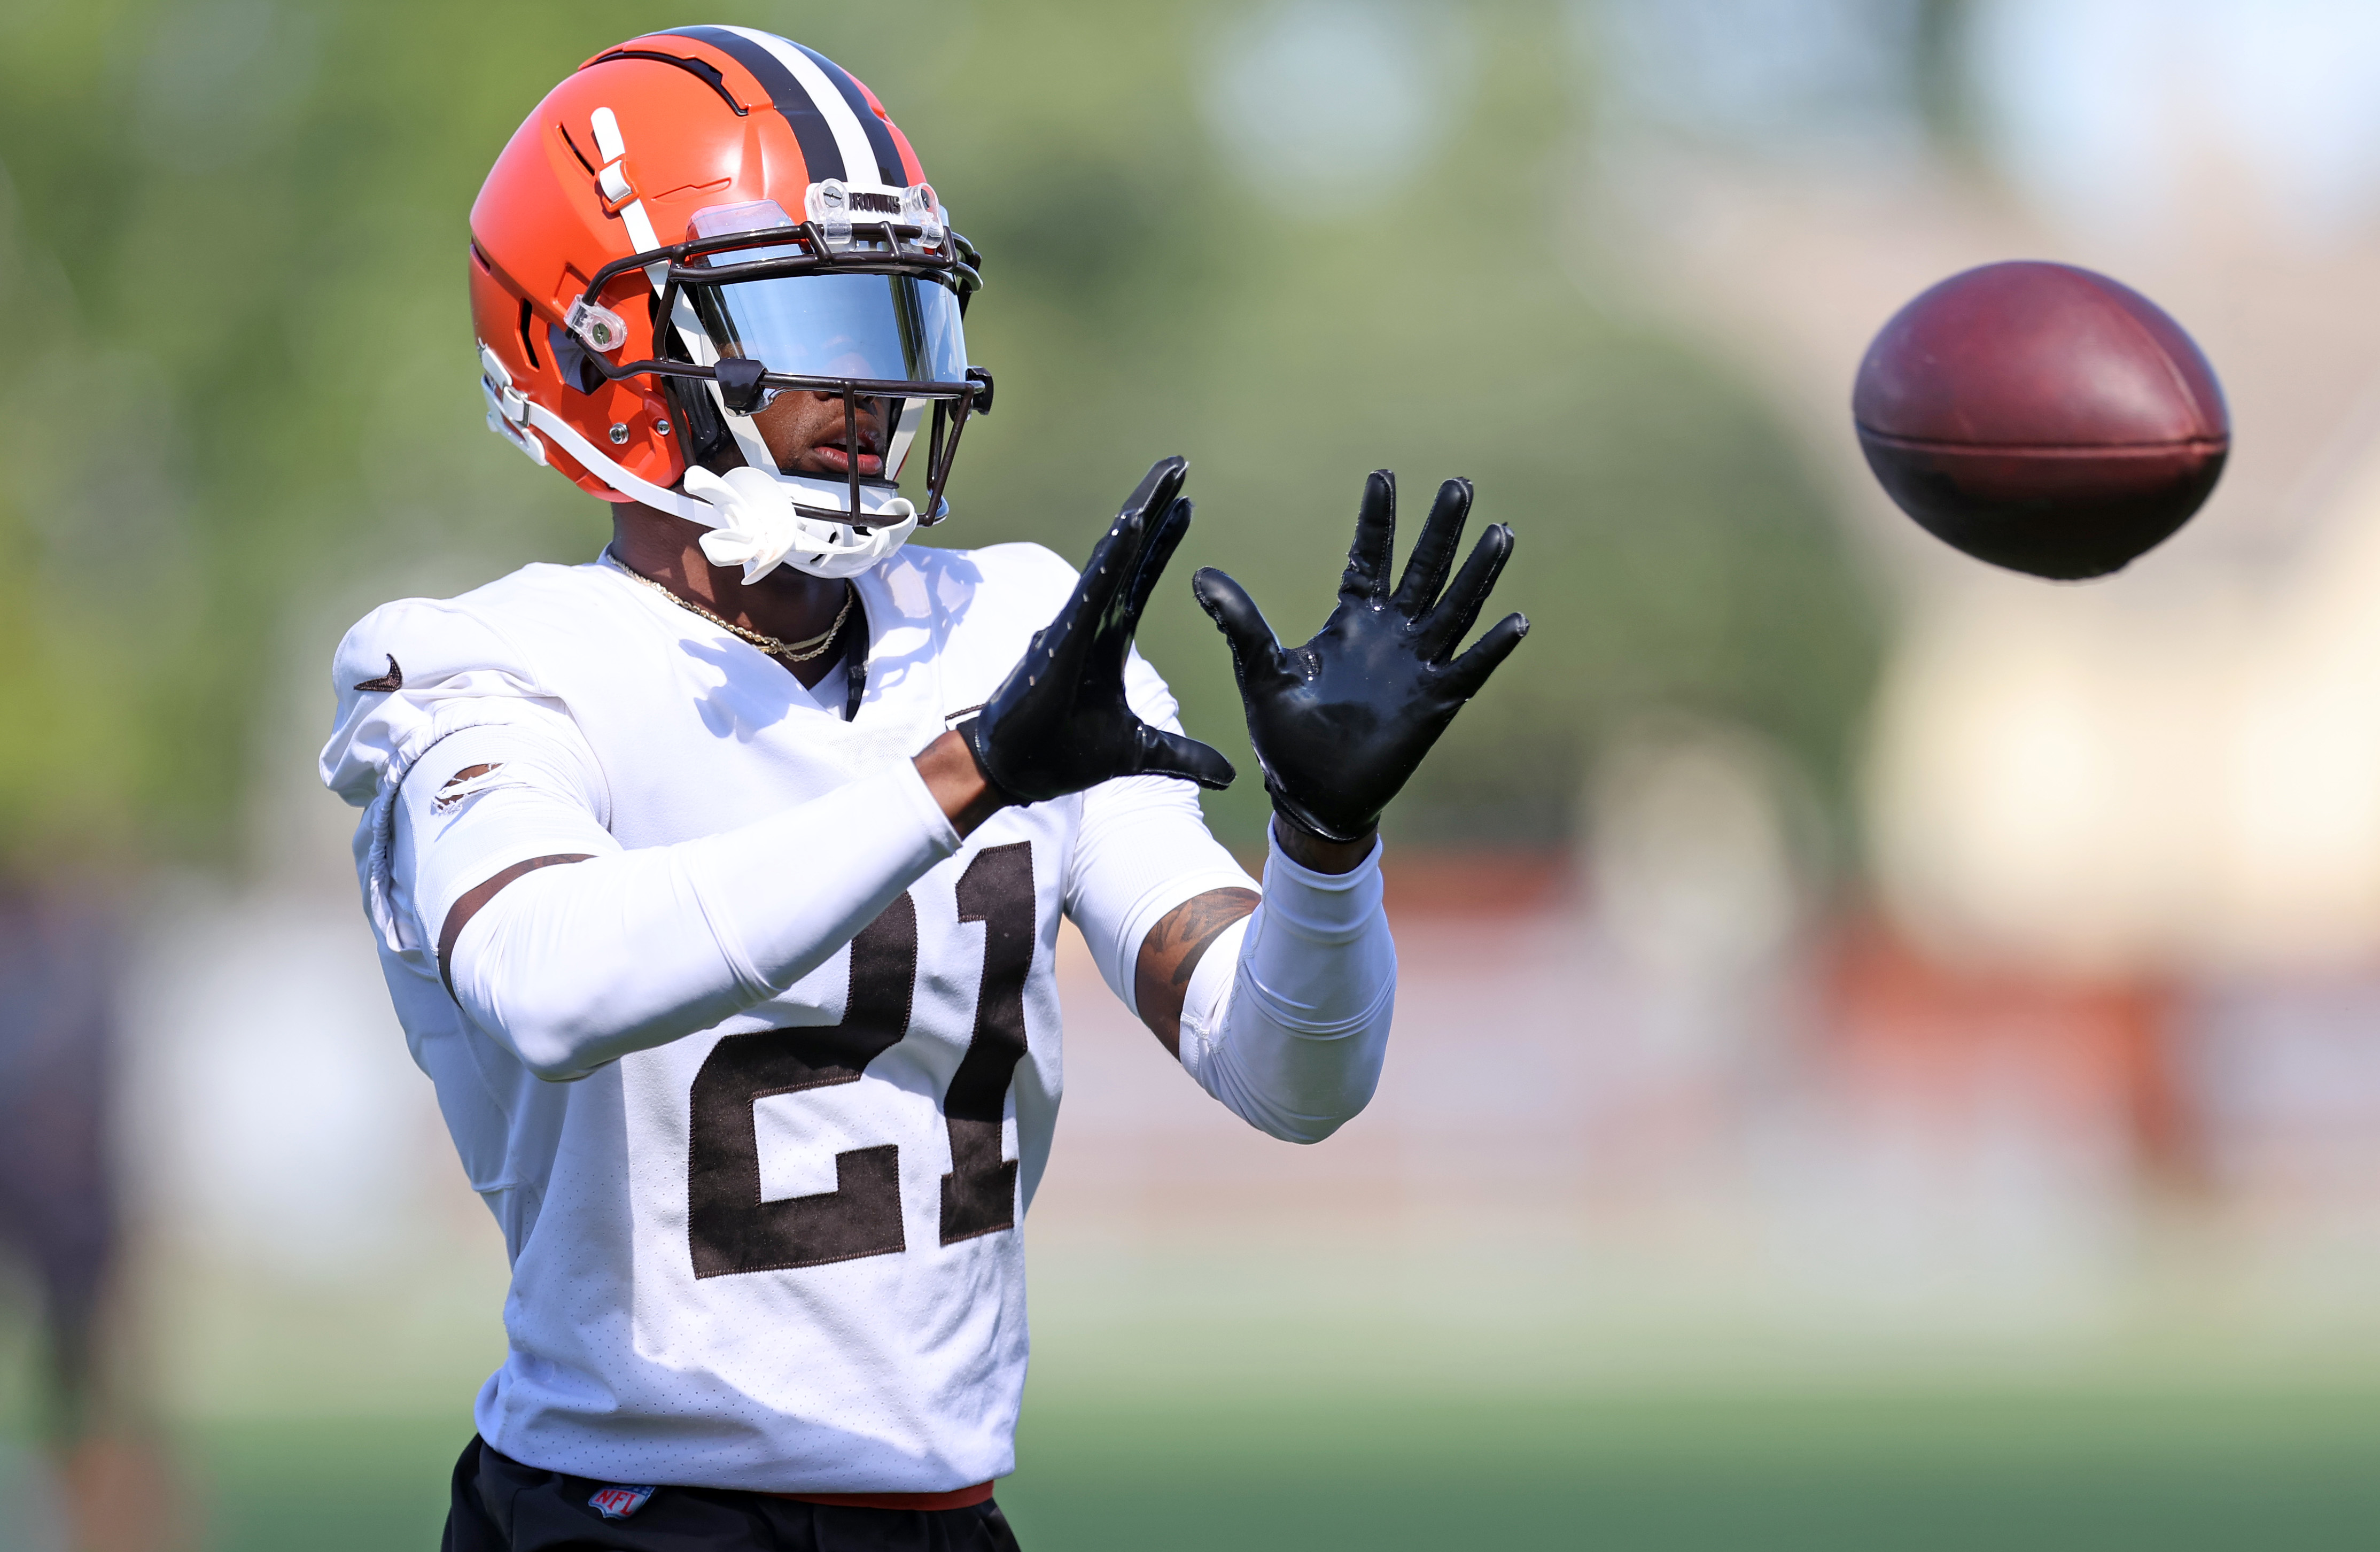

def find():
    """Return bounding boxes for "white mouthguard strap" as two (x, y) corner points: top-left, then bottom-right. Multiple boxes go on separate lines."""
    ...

(480, 346), (918, 583)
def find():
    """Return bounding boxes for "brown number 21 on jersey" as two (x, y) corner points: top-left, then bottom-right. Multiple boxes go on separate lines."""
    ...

(686, 842), (1037, 1277)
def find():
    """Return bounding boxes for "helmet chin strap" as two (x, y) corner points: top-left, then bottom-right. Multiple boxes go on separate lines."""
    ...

(685, 466), (916, 583)
(479, 344), (919, 583)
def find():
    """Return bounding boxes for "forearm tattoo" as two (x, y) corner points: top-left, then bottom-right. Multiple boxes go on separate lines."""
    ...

(1133, 887), (1260, 1053)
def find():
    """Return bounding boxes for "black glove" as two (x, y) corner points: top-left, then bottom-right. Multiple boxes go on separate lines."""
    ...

(959, 456), (1237, 805)
(1193, 471), (1528, 844)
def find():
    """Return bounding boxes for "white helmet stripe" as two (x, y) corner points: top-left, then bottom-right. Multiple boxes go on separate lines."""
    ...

(786, 38), (909, 188)
(724, 27), (888, 195)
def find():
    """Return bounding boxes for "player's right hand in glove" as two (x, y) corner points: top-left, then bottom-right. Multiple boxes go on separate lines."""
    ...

(959, 455), (1238, 806)
(1192, 471), (1528, 850)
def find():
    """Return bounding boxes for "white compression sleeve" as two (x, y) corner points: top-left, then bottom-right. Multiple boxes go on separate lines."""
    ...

(1065, 771), (1259, 1019)
(1174, 830), (1397, 1143)
(1063, 650), (1259, 1016)
(449, 761), (959, 1081)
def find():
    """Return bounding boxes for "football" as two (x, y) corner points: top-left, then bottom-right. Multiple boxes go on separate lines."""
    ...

(1853, 261), (2229, 580)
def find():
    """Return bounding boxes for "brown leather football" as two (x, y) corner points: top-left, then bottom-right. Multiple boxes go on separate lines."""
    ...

(1853, 261), (2228, 580)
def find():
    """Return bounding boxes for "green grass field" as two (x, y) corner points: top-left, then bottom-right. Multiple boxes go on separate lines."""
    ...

(191, 1384), (2380, 1551)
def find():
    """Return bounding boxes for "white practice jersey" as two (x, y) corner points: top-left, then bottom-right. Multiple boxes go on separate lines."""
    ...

(318, 541), (1253, 1494)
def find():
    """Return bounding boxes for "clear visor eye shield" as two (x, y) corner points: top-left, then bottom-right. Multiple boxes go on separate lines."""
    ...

(526, 192), (989, 581)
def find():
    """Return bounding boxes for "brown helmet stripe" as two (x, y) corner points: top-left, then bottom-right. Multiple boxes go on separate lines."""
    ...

(786, 40), (907, 189)
(662, 25), (845, 184)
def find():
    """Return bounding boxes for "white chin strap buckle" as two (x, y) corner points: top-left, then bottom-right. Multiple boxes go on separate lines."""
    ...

(683, 466), (918, 583)
(476, 339), (925, 580)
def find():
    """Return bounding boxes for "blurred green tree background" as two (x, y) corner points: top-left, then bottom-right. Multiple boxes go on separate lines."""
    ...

(0, 0), (1881, 863)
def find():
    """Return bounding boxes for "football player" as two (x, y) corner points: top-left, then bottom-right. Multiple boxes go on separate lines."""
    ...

(318, 28), (1526, 1552)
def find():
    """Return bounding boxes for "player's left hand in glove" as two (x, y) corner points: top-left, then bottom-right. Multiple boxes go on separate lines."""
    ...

(960, 455), (1238, 805)
(1193, 471), (1529, 846)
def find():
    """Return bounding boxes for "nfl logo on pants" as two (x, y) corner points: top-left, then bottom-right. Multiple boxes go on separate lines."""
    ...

(589, 1485), (657, 1520)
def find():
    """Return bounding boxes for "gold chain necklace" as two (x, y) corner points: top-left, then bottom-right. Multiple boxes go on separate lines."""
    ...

(605, 552), (853, 663)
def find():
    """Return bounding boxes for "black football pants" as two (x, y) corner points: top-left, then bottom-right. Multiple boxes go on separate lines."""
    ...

(442, 1437), (1023, 1552)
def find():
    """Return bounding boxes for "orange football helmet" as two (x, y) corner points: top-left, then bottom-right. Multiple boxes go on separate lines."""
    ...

(468, 27), (987, 579)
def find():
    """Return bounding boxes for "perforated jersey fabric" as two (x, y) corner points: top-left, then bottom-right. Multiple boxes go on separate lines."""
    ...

(320, 542), (1251, 1494)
